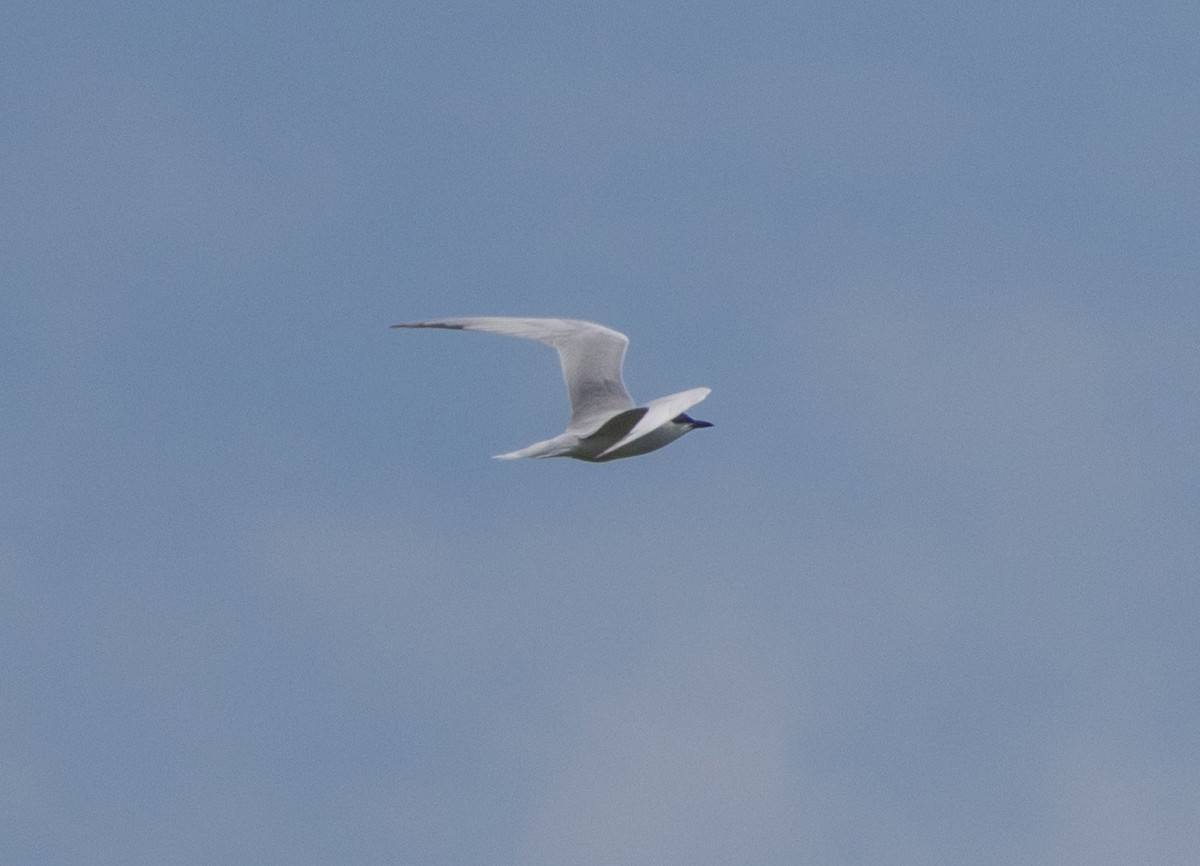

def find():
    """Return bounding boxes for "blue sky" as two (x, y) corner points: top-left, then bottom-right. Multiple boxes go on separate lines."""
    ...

(4, 2), (1199, 863)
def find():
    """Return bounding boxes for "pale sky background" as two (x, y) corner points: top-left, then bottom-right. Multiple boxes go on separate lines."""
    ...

(4, 2), (1199, 864)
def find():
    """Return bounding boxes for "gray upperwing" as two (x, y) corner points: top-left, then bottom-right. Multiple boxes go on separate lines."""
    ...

(392, 317), (635, 434)
(582, 406), (648, 444)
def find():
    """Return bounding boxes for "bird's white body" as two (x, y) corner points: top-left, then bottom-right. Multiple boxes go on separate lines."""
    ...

(392, 317), (712, 462)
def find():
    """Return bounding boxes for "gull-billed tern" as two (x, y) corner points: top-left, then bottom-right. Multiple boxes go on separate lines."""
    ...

(392, 317), (712, 461)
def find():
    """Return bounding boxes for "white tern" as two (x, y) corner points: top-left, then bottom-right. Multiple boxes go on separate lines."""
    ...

(392, 317), (712, 461)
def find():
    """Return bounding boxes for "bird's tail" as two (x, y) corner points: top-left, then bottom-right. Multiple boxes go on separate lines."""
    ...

(492, 433), (575, 460)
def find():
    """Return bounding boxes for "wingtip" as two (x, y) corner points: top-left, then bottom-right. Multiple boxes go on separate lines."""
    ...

(390, 320), (466, 331)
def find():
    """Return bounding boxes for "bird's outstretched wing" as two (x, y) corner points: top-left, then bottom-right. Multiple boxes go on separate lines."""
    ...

(391, 317), (635, 435)
(597, 387), (711, 457)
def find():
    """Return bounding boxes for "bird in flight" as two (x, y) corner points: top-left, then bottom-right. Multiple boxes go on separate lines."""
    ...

(392, 317), (712, 461)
